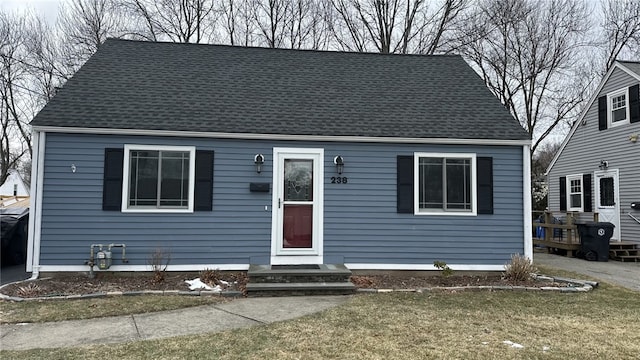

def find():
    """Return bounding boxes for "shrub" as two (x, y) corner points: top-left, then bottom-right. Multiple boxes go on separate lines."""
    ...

(200, 268), (222, 287)
(17, 283), (41, 298)
(433, 261), (453, 277)
(148, 248), (171, 284)
(503, 254), (537, 282)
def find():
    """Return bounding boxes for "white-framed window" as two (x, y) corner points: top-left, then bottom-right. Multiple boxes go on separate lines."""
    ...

(566, 174), (583, 212)
(607, 88), (630, 127)
(414, 152), (477, 216)
(121, 144), (196, 213)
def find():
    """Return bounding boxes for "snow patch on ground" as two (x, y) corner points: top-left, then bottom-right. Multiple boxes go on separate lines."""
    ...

(185, 278), (222, 292)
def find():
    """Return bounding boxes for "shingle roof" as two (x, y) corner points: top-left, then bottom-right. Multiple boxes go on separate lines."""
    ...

(31, 39), (529, 141)
(618, 61), (640, 77)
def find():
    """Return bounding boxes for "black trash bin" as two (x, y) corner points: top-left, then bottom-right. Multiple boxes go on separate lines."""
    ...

(576, 222), (615, 261)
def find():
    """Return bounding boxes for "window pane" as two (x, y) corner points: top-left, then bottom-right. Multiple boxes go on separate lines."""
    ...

(418, 158), (443, 209)
(446, 159), (471, 210)
(570, 194), (581, 208)
(129, 151), (158, 206)
(570, 179), (581, 193)
(159, 151), (190, 207)
(612, 107), (626, 122)
(599, 178), (615, 206)
(284, 160), (313, 201)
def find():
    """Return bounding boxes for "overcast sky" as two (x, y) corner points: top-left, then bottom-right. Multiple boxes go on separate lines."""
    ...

(1, 0), (64, 23)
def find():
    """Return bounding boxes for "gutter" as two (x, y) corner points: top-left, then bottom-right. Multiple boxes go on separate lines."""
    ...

(32, 125), (532, 146)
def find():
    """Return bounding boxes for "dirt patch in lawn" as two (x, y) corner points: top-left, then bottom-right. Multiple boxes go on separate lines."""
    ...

(1, 271), (575, 299)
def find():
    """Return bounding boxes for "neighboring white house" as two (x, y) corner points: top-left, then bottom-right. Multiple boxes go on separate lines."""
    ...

(0, 169), (30, 197)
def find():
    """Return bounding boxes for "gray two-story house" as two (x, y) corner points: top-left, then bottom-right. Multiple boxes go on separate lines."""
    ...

(547, 61), (640, 245)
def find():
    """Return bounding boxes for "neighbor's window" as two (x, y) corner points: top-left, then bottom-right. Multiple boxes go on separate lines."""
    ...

(415, 153), (476, 215)
(608, 88), (629, 126)
(567, 174), (583, 212)
(122, 145), (195, 212)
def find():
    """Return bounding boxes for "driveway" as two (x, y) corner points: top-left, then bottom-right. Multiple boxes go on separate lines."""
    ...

(0, 264), (30, 285)
(534, 252), (640, 291)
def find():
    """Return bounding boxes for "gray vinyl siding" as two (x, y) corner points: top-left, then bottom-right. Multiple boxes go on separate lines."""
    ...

(39, 133), (525, 267)
(548, 68), (640, 243)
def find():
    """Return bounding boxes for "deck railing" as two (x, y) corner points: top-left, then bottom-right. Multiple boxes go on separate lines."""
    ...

(532, 211), (599, 255)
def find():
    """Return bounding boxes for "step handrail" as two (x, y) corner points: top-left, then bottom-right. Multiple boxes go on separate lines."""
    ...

(628, 212), (640, 225)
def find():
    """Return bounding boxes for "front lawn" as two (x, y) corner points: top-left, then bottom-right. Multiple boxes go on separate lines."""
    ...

(0, 295), (224, 324)
(3, 282), (639, 359)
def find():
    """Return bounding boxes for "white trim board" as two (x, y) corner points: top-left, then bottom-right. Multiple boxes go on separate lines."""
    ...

(32, 125), (531, 146)
(26, 131), (46, 273)
(40, 264), (507, 272)
(523, 145), (533, 260)
(38, 264), (251, 272)
(345, 264), (507, 271)
(40, 264), (511, 272)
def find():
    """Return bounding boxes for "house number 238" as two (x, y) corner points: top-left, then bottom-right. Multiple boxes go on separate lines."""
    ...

(331, 177), (348, 184)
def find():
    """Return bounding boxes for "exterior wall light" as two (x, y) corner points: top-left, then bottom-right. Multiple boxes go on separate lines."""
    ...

(334, 155), (344, 174)
(254, 154), (264, 174)
(599, 160), (608, 170)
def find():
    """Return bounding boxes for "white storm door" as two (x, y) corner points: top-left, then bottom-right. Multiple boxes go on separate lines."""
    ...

(594, 170), (621, 241)
(270, 148), (324, 265)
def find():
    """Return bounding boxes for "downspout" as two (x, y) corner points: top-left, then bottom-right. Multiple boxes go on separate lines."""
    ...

(523, 143), (533, 260)
(25, 131), (46, 280)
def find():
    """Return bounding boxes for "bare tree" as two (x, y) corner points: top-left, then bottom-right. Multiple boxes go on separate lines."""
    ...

(251, 0), (290, 48)
(0, 12), (31, 183)
(123, 0), (215, 43)
(58, 0), (124, 69)
(327, 0), (468, 54)
(460, 0), (590, 156)
(284, 0), (331, 49)
(600, 0), (640, 72)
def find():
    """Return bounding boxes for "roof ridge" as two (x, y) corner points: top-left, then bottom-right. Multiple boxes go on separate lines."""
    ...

(103, 38), (462, 58)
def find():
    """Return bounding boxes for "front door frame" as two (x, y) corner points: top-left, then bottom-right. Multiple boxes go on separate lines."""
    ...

(270, 147), (324, 265)
(594, 169), (621, 241)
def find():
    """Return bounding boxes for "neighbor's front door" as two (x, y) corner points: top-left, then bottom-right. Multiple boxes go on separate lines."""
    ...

(594, 170), (621, 241)
(271, 148), (324, 264)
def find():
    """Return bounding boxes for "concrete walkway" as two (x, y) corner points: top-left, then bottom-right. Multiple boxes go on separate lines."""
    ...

(534, 252), (640, 291)
(0, 295), (350, 351)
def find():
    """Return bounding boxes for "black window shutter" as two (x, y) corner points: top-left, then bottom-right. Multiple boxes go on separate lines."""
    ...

(194, 150), (214, 211)
(103, 148), (124, 211)
(477, 157), (493, 214)
(598, 96), (607, 130)
(559, 177), (567, 211)
(397, 155), (414, 213)
(583, 173), (592, 212)
(630, 84), (640, 124)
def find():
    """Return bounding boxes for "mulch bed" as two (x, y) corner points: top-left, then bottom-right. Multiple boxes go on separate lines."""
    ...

(1, 271), (248, 299)
(349, 274), (562, 289)
(1, 271), (569, 299)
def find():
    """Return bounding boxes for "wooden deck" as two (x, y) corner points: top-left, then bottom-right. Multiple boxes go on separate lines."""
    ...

(533, 211), (640, 261)
(532, 211), (593, 257)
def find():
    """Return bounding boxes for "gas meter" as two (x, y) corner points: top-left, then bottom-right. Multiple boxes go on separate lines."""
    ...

(96, 250), (112, 270)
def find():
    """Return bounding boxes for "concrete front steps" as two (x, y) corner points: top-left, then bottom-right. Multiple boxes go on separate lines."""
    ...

(246, 264), (356, 296)
(609, 242), (640, 262)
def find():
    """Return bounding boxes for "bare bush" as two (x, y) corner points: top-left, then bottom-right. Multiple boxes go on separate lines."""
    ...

(148, 248), (171, 284)
(17, 283), (41, 297)
(503, 254), (537, 282)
